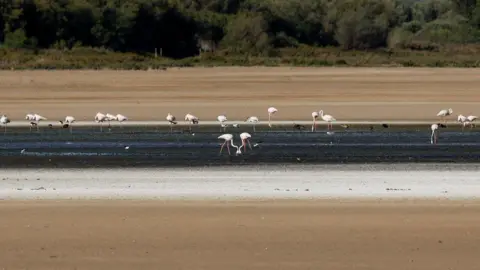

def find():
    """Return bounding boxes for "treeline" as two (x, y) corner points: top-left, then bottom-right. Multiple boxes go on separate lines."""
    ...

(1, 0), (480, 63)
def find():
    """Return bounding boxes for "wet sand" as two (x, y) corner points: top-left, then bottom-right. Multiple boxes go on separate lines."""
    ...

(1, 200), (479, 270)
(1, 67), (479, 121)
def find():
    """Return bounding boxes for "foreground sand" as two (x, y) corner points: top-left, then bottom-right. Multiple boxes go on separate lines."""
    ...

(0, 200), (479, 270)
(1, 67), (479, 121)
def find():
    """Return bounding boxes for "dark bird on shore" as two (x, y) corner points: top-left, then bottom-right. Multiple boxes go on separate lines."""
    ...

(438, 123), (447, 128)
(382, 124), (389, 128)
(58, 120), (69, 129)
(293, 124), (306, 131)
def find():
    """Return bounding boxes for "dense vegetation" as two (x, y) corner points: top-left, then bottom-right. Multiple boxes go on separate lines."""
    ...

(1, 0), (480, 69)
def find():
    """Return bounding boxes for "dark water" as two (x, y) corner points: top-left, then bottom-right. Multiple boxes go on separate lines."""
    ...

(0, 125), (479, 168)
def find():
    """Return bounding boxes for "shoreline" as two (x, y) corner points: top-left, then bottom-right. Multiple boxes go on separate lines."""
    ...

(2, 167), (479, 201)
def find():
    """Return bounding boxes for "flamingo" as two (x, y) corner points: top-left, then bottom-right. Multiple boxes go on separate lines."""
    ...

(59, 116), (75, 133)
(105, 113), (117, 128)
(166, 113), (177, 132)
(437, 108), (453, 123)
(95, 112), (107, 132)
(431, 124), (439, 144)
(311, 111), (319, 132)
(239, 132), (252, 152)
(116, 114), (128, 128)
(319, 110), (336, 131)
(245, 116), (259, 132)
(218, 134), (241, 156)
(185, 113), (199, 132)
(267, 107), (277, 128)
(26, 113), (47, 131)
(217, 114), (228, 131)
(467, 115), (478, 122)
(0, 115), (10, 134)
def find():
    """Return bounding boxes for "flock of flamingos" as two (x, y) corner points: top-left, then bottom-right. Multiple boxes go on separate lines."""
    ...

(0, 107), (477, 155)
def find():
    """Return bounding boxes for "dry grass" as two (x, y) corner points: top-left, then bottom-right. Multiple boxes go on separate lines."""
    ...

(0, 67), (479, 121)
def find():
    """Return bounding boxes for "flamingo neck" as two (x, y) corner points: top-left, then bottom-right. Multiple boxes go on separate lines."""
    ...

(230, 139), (239, 149)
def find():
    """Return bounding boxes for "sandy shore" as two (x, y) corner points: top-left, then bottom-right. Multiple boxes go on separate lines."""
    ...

(2, 167), (480, 200)
(1, 67), (479, 121)
(1, 199), (479, 270)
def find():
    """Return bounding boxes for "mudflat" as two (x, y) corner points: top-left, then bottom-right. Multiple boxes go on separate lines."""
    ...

(1, 67), (479, 121)
(1, 200), (479, 270)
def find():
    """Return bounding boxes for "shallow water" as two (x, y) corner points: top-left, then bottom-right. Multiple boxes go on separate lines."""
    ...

(1, 126), (480, 167)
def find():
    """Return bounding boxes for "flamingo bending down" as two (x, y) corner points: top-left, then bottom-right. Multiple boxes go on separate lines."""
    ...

(95, 112), (107, 131)
(437, 108), (453, 123)
(319, 110), (336, 131)
(245, 116), (259, 132)
(240, 132), (252, 152)
(185, 113), (199, 132)
(0, 115), (10, 134)
(217, 114), (228, 131)
(311, 111), (319, 132)
(59, 116), (75, 133)
(166, 113), (177, 132)
(26, 113), (47, 131)
(267, 107), (278, 128)
(218, 134), (241, 156)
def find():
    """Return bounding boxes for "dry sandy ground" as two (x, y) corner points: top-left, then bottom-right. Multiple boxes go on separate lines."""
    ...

(1, 67), (479, 121)
(1, 200), (479, 270)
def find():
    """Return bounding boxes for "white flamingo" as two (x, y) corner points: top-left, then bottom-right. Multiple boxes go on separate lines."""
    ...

(217, 114), (228, 131)
(0, 115), (10, 134)
(437, 108), (453, 123)
(166, 113), (177, 132)
(311, 111), (319, 132)
(95, 112), (107, 131)
(116, 114), (128, 128)
(245, 116), (259, 132)
(431, 124), (439, 144)
(27, 113), (47, 131)
(240, 132), (252, 152)
(218, 133), (241, 156)
(467, 115), (478, 122)
(185, 113), (199, 132)
(319, 110), (336, 131)
(59, 116), (75, 133)
(267, 107), (278, 128)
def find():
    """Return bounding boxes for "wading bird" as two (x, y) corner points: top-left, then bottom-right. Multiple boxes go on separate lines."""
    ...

(105, 113), (117, 128)
(0, 115), (10, 134)
(95, 112), (107, 132)
(437, 108), (453, 123)
(59, 115), (75, 133)
(311, 111), (319, 132)
(319, 110), (336, 131)
(185, 113), (199, 132)
(166, 113), (177, 132)
(218, 133), (241, 156)
(240, 132), (252, 152)
(116, 114), (128, 128)
(267, 107), (278, 128)
(217, 114), (228, 132)
(26, 114), (47, 131)
(245, 116), (259, 132)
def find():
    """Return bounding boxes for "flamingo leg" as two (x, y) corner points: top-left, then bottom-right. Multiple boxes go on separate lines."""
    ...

(253, 124), (256, 132)
(227, 142), (231, 155)
(241, 139), (246, 152)
(268, 114), (271, 128)
(247, 139), (252, 150)
(312, 119), (315, 132)
(70, 125), (73, 134)
(220, 141), (226, 154)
